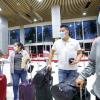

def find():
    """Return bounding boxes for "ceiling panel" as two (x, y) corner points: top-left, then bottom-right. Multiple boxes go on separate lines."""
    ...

(0, 0), (99, 27)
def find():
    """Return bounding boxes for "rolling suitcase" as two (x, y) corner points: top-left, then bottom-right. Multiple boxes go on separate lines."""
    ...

(0, 60), (7, 100)
(19, 79), (36, 100)
(19, 65), (35, 100)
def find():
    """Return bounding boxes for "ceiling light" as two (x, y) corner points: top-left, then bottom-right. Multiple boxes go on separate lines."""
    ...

(77, 23), (81, 26)
(37, 0), (43, 2)
(83, 12), (87, 16)
(34, 18), (37, 22)
(0, 8), (2, 11)
(13, 31), (15, 33)
(69, 24), (72, 27)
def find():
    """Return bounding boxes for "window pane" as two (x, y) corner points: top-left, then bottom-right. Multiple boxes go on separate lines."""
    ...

(83, 20), (97, 39)
(9, 29), (20, 45)
(37, 45), (43, 54)
(43, 25), (52, 42)
(80, 42), (84, 49)
(84, 43), (92, 51)
(75, 22), (83, 40)
(31, 46), (37, 58)
(46, 45), (50, 52)
(37, 26), (42, 42)
(62, 22), (75, 39)
(24, 27), (36, 44)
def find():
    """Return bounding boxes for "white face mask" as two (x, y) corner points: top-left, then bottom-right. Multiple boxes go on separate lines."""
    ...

(98, 12), (100, 25)
(59, 32), (65, 39)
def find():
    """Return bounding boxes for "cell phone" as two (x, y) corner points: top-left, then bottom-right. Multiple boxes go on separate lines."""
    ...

(69, 58), (74, 64)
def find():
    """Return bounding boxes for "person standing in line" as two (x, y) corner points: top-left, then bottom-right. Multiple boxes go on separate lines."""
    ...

(48, 25), (82, 82)
(75, 36), (100, 100)
(8, 42), (30, 100)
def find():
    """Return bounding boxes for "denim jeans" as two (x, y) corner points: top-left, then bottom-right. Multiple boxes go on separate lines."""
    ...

(58, 69), (77, 82)
(11, 69), (27, 100)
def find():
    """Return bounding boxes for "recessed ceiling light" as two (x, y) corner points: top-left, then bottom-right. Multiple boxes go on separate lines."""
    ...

(83, 12), (87, 16)
(37, 0), (43, 2)
(34, 18), (37, 22)
(69, 24), (72, 27)
(0, 8), (2, 11)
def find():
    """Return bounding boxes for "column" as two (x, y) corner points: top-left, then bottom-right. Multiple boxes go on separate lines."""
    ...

(0, 16), (8, 53)
(20, 26), (25, 44)
(51, 5), (61, 38)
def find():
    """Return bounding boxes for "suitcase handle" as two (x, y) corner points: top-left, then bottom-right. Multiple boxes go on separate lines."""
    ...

(80, 87), (83, 100)
(80, 86), (87, 100)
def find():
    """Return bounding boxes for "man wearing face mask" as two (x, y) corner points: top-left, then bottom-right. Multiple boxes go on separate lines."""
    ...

(48, 25), (82, 82)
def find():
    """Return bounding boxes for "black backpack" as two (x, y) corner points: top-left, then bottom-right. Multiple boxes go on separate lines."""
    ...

(51, 72), (90, 100)
(33, 67), (53, 88)
(33, 67), (53, 100)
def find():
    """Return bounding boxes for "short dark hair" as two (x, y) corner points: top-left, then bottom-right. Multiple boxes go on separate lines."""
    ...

(60, 25), (72, 37)
(60, 25), (69, 31)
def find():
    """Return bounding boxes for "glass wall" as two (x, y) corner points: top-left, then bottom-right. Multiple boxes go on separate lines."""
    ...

(37, 45), (43, 54)
(83, 20), (97, 39)
(9, 29), (20, 45)
(43, 25), (52, 42)
(37, 26), (42, 42)
(75, 21), (83, 40)
(30, 46), (37, 57)
(84, 43), (92, 51)
(80, 42), (84, 49)
(24, 27), (36, 44)
(46, 45), (50, 52)
(9, 19), (97, 44)
(8, 19), (97, 57)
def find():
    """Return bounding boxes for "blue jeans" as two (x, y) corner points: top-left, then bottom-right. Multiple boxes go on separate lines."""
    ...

(58, 69), (77, 82)
(11, 69), (27, 100)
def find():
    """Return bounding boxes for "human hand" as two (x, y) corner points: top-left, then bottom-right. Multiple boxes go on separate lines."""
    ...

(69, 58), (79, 65)
(75, 78), (85, 89)
(47, 64), (52, 71)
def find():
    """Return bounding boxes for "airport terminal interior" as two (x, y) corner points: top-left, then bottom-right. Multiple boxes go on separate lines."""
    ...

(0, 0), (100, 100)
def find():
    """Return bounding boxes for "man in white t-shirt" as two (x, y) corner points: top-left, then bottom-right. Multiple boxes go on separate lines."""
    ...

(48, 25), (82, 82)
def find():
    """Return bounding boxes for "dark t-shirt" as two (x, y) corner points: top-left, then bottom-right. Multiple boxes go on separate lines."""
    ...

(14, 52), (23, 70)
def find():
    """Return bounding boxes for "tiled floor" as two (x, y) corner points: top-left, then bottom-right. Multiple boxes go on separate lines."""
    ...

(2, 61), (96, 100)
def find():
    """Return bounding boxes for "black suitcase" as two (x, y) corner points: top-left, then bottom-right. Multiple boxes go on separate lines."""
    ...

(34, 67), (53, 100)
(51, 72), (90, 100)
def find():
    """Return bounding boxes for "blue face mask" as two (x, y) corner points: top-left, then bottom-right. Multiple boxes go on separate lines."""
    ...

(98, 12), (100, 25)
(59, 32), (65, 39)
